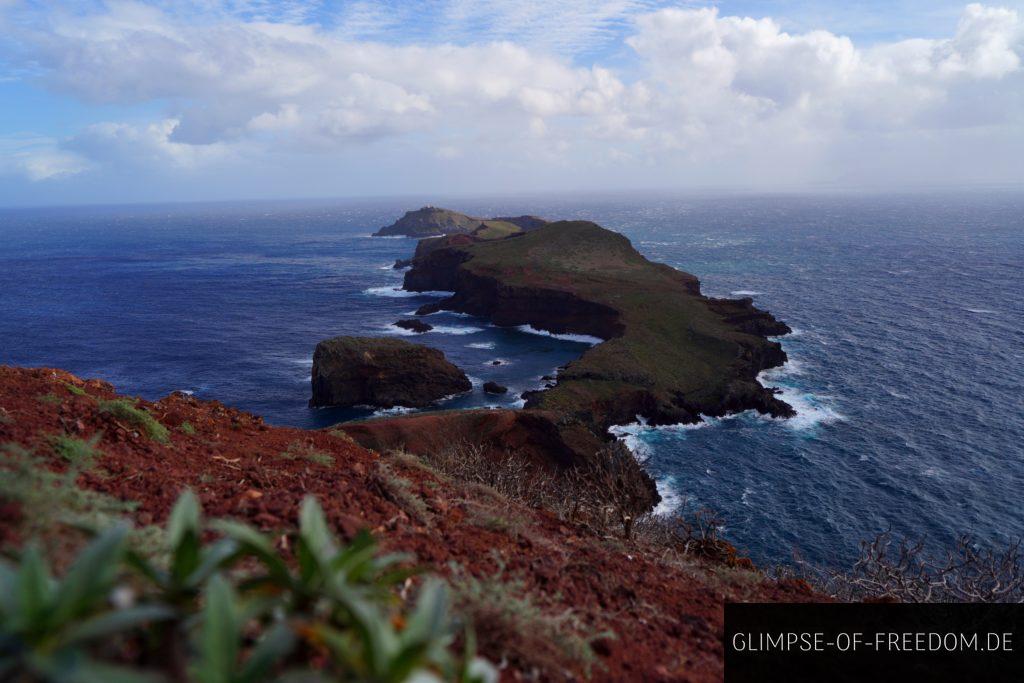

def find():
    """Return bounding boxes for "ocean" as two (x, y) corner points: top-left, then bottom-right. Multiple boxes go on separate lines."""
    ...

(2, 191), (1021, 567)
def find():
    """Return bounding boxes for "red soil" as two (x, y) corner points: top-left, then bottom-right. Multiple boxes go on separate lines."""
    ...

(0, 366), (820, 682)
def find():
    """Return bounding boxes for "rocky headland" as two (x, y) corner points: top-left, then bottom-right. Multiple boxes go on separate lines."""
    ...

(402, 219), (793, 432)
(309, 336), (470, 408)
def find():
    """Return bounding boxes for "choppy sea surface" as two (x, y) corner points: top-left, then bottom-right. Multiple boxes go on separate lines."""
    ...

(2, 192), (1022, 566)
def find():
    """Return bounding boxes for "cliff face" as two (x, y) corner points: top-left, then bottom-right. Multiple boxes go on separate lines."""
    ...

(309, 336), (470, 408)
(404, 220), (794, 432)
(339, 407), (660, 514)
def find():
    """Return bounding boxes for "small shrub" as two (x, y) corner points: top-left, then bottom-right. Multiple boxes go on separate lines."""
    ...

(36, 393), (62, 405)
(98, 399), (169, 443)
(450, 560), (602, 678)
(63, 382), (88, 397)
(786, 531), (1024, 603)
(373, 462), (432, 524)
(49, 432), (102, 466)
(179, 421), (196, 435)
(280, 440), (334, 466)
(327, 428), (357, 445)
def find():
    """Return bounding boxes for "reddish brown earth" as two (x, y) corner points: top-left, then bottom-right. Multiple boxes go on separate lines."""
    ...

(0, 367), (821, 682)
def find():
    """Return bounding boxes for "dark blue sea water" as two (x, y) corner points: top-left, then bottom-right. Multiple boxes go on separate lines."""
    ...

(2, 192), (1022, 567)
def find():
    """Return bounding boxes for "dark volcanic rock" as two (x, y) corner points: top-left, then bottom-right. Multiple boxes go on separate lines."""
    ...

(309, 336), (470, 408)
(394, 319), (433, 333)
(483, 381), (508, 394)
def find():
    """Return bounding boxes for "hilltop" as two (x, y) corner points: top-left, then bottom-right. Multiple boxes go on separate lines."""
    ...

(375, 206), (548, 238)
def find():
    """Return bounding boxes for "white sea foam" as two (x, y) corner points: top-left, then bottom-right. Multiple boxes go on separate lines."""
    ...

(419, 309), (471, 317)
(759, 358), (805, 379)
(383, 324), (419, 336)
(731, 290), (763, 297)
(467, 341), (496, 349)
(290, 357), (313, 367)
(741, 487), (754, 507)
(430, 325), (484, 335)
(485, 358), (510, 366)
(372, 405), (416, 416)
(515, 325), (603, 345)
(510, 397), (526, 408)
(175, 389), (195, 396)
(363, 286), (453, 298)
(654, 476), (685, 516)
(372, 235), (407, 240)
(963, 307), (997, 314)
(767, 385), (844, 431)
(609, 416), (707, 462)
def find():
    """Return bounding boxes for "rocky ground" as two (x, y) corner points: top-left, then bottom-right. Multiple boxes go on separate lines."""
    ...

(0, 366), (820, 682)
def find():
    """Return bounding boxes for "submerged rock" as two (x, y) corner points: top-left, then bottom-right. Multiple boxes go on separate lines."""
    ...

(309, 336), (470, 409)
(394, 319), (433, 333)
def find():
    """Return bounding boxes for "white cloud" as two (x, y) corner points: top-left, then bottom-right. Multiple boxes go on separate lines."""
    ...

(1, 1), (1022, 191)
(0, 134), (90, 181)
(66, 119), (233, 169)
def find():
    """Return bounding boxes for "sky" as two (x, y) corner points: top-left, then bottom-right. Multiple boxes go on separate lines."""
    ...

(0, 0), (1022, 206)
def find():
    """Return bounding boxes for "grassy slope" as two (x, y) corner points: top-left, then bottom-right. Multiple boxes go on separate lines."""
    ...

(442, 221), (787, 421)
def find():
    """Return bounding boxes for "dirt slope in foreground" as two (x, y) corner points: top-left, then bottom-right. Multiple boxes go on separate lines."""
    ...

(0, 367), (819, 681)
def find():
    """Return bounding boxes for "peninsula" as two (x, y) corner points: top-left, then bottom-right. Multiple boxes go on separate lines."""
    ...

(403, 219), (793, 431)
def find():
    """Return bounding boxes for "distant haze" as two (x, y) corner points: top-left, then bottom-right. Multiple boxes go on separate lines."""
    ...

(1, 1), (1022, 206)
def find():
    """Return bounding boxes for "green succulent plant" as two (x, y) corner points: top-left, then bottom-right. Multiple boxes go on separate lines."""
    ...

(0, 526), (173, 682)
(0, 491), (496, 683)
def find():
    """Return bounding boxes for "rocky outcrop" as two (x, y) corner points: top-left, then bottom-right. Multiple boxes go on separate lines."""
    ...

(394, 319), (432, 333)
(374, 207), (549, 238)
(309, 336), (470, 408)
(483, 381), (508, 394)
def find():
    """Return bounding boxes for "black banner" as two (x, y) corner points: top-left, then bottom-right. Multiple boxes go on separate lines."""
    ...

(725, 603), (1024, 682)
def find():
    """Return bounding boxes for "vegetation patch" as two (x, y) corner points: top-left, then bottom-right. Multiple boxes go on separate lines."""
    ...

(98, 398), (170, 443)
(48, 432), (102, 466)
(373, 461), (432, 524)
(450, 560), (603, 679)
(36, 392), (62, 405)
(179, 421), (196, 435)
(63, 382), (88, 397)
(279, 440), (334, 466)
